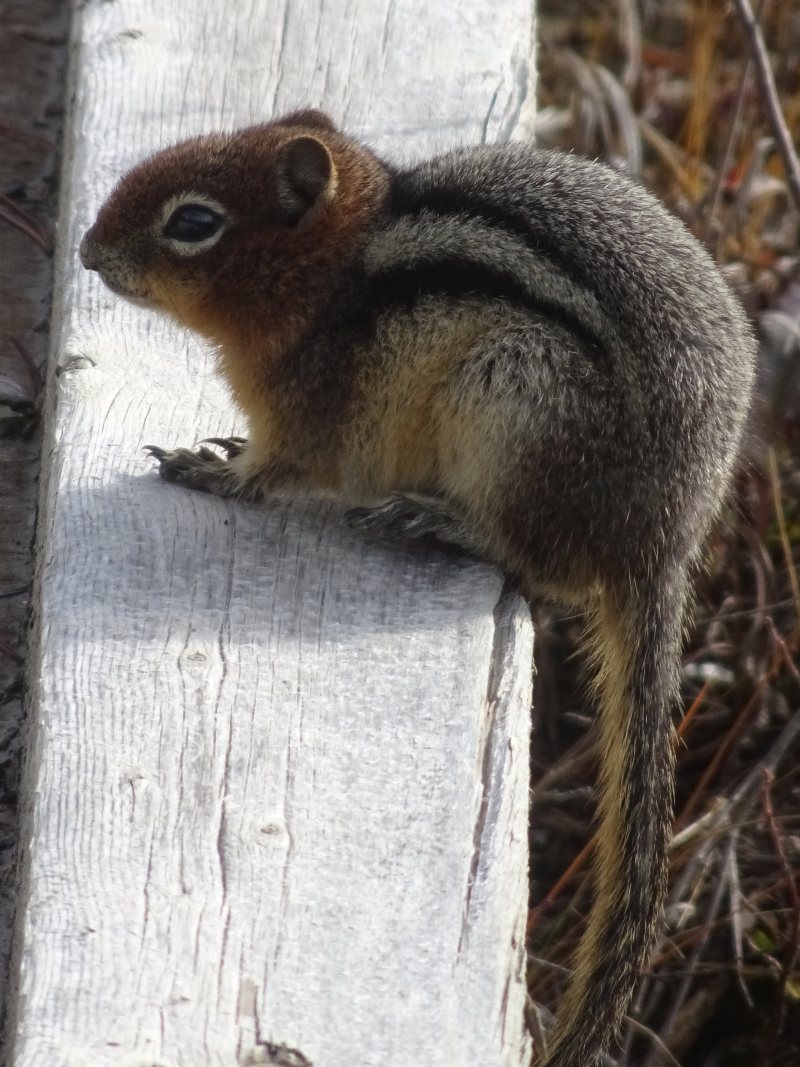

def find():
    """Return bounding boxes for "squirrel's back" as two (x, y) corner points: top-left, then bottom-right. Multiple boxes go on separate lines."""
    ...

(353, 144), (755, 584)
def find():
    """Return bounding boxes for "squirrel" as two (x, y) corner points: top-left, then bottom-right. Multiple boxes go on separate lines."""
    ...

(80, 108), (755, 1067)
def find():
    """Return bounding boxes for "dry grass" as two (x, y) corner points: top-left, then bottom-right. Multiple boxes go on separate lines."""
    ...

(530, 2), (800, 1064)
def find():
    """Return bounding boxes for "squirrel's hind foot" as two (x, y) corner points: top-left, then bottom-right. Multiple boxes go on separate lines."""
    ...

(346, 492), (484, 556)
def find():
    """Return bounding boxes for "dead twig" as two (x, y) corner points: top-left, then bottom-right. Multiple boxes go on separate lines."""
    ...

(758, 769), (800, 1067)
(656, 708), (800, 970)
(624, 1016), (682, 1067)
(0, 585), (31, 600)
(728, 706), (800, 810)
(708, 51), (752, 256)
(0, 121), (54, 149)
(767, 448), (800, 628)
(531, 683), (713, 935)
(732, 0), (800, 215)
(534, 733), (595, 796)
(0, 638), (23, 666)
(638, 119), (713, 202)
(0, 191), (51, 253)
(725, 829), (754, 1007)
(8, 336), (44, 399)
(693, 597), (796, 625)
(617, 0), (641, 92)
(528, 954), (683, 1067)
(642, 851), (729, 1067)
(675, 681), (764, 830)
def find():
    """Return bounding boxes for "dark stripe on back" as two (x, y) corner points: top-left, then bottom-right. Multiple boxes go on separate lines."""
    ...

(386, 167), (592, 296)
(272, 250), (608, 434)
(361, 255), (608, 360)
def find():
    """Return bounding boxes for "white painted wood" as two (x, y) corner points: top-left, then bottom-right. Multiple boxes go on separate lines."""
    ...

(10, 1), (537, 1065)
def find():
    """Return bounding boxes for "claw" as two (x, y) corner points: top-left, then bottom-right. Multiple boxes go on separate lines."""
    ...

(196, 445), (223, 462)
(143, 444), (168, 461)
(345, 495), (439, 538)
(344, 506), (374, 529)
(249, 1042), (313, 1067)
(346, 493), (482, 556)
(201, 436), (248, 458)
(141, 440), (246, 497)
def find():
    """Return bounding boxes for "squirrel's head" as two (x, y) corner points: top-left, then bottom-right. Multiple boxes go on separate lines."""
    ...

(80, 109), (388, 340)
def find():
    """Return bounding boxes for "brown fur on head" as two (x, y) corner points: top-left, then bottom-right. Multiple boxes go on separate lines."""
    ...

(80, 110), (389, 349)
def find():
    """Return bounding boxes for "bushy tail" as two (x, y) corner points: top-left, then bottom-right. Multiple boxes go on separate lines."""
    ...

(541, 575), (687, 1067)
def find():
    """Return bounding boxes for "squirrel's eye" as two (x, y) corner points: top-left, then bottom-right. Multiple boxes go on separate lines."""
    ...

(163, 204), (223, 242)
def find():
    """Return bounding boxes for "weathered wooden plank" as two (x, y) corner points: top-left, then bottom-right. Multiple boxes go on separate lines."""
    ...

(9, 1), (536, 1065)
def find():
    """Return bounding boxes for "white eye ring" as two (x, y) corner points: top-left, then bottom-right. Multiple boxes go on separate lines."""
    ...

(156, 193), (230, 256)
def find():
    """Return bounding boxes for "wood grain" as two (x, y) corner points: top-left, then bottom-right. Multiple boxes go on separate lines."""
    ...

(9, 1), (537, 1065)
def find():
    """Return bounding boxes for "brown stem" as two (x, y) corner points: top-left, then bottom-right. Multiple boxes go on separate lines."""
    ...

(758, 769), (800, 1067)
(731, 0), (800, 214)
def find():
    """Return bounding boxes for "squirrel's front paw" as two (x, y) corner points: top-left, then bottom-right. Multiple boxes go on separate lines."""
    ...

(144, 440), (247, 498)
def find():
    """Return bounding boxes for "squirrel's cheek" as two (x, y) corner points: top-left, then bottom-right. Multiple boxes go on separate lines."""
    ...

(145, 272), (216, 333)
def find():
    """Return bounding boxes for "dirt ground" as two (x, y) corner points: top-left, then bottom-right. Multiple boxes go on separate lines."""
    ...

(0, 0), (68, 1038)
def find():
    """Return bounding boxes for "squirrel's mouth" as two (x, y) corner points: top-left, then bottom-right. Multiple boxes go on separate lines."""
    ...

(91, 273), (151, 311)
(97, 272), (147, 300)
(96, 272), (128, 295)
(90, 267), (152, 306)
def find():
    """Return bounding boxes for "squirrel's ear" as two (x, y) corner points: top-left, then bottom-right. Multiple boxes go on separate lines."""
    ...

(274, 135), (335, 225)
(274, 109), (338, 133)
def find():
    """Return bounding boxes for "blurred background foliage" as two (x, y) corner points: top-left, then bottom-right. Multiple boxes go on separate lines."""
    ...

(529, 2), (800, 1065)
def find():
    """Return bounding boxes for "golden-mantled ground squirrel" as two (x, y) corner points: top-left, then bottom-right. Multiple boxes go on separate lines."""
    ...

(81, 109), (756, 1067)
